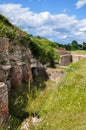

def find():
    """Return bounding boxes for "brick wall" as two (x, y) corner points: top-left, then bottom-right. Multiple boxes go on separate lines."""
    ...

(59, 55), (72, 66)
(0, 37), (9, 53)
(0, 82), (9, 126)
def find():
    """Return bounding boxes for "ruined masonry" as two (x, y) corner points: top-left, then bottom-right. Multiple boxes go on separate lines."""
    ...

(0, 82), (9, 125)
(0, 37), (38, 88)
(0, 37), (38, 126)
(57, 47), (72, 66)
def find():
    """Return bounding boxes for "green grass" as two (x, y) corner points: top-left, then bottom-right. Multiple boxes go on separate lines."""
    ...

(2, 59), (86, 130)
(1, 59), (86, 130)
(29, 59), (86, 130)
(30, 37), (59, 67)
(7, 74), (55, 130)
(71, 50), (86, 55)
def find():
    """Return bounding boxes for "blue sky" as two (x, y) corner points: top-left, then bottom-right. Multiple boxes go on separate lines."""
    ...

(0, 0), (86, 44)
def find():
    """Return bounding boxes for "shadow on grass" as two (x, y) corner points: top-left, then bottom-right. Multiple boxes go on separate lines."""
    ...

(8, 83), (30, 130)
(8, 68), (49, 130)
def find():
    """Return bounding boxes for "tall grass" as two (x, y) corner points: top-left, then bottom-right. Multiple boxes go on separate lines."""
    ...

(30, 59), (86, 130)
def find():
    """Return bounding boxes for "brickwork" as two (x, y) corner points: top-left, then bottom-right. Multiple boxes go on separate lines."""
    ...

(22, 63), (32, 82)
(59, 55), (72, 66)
(0, 37), (34, 89)
(0, 82), (9, 125)
(0, 36), (55, 126)
(11, 65), (23, 87)
(57, 47), (72, 66)
(57, 47), (71, 55)
(0, 37), (9, 53)
(0, 66), (7, 82)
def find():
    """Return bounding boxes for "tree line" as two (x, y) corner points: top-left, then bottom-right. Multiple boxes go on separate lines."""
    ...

(57, 40), (86, 51)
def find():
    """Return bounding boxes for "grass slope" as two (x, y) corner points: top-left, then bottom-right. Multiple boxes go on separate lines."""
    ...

(30, 37), (59, 67)
(0, 14), (59, 66)
(29, 59), (86, 130)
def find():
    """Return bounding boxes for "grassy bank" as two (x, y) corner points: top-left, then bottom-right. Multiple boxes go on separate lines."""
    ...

(30, 59), (86, 130)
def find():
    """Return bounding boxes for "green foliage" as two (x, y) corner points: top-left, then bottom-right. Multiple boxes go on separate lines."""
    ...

(0, 14), (59, 67)
(30, 37), (59, 67)
(71, 40), (79, 50)
(66, 62), (78, 72)
(82, 42), (86, 50)
(0, 14), (31, 47)
(0, 14), (13, 27)
(58, 40), (83, 51)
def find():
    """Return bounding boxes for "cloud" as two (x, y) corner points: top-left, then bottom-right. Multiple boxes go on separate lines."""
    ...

(76, 0), (86, 9)
(0, 4), (86, 43)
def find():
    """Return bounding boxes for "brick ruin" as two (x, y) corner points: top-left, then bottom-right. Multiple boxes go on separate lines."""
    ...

(0, 36), (50, 126)
(0, 38), (74, 126)
(1, 38), (85, 126)
(0, 82), (9, 125)
(0, 37), (37, 126)
(0, 37), (39, 88)
(57, 47), (72, 66)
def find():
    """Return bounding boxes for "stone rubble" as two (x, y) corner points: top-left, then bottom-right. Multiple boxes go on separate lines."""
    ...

(46, 67), (65, 83)
(20, 117), (43, 130)
(57, 47), (72, 66)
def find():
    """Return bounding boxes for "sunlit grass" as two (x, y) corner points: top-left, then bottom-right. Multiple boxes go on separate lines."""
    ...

(31, 59), (86, 130)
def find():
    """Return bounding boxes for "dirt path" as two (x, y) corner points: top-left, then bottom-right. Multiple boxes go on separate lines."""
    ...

(45, 67), (65, 83)
(72, 54), (86, 62)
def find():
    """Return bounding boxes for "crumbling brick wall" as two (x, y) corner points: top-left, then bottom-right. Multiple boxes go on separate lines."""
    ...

(0, 37), (9, 53)
(0, 82), (9, 126)
(59, 55), (72, 66)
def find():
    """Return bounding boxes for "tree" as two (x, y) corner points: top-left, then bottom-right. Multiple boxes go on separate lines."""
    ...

(71, 40), (79, 50)
(82, 42), (86, 50)
(64, 43), (71, 51)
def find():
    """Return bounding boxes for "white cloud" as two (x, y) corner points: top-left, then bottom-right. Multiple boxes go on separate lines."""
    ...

(0, 4), (86, 43)
(76, 0), (86, 9)
(79, 27), (86, 31)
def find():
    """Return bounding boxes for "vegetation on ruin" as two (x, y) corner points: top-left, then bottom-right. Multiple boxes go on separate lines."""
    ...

(7, 76), (55, 130)
(30, 37), (59, 67)
(0, 14), (59, 67)
(1, 58), (84, 130)
(0, 14), (30, 46)
(0, 14), (86, 130)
